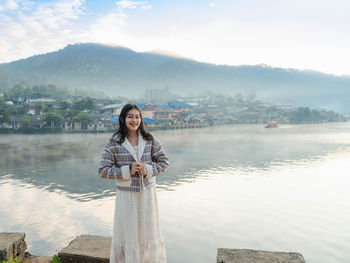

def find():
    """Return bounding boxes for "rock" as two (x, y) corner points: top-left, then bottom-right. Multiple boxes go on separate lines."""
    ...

(217, 248), (306, 263)
(58, 235), (111, 263)
(0, 232), (27, 261)
(22, 252), (52, 263)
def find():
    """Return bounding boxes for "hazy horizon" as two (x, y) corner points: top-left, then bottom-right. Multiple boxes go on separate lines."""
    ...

(1, 0), (350, 76)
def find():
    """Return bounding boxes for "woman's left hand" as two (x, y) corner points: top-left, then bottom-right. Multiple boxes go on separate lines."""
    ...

(138, 161), (147, 176)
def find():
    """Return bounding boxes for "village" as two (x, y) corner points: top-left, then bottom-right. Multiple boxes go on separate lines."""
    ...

(0, 85), (346, 133)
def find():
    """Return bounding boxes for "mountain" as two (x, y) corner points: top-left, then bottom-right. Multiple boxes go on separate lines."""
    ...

(0, 42), (349, 113)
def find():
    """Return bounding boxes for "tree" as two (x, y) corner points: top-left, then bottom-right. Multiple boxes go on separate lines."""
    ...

(4, 85), (32, 102)
(0, 108), (9, 127)
(44, 112), (63, 128)
(245, 90), (257, 103)
(8, 104), (27, 116)
(73, 113), (94, 129)
(43, 103), (53, 113)
(72, 99), (86, 111)
(296, 107), (312, 121)
(141, 87), (177, 104)
(84, 97), (96, 110)
(34, 103), (45, 115)
(289, 107), (312, 122)
(58, 100), (70, 110)
(265, 106), (278, 113)
(66, 109), (80, 119)
(233, 92), (244, 103)
(21, 116), (31, 128)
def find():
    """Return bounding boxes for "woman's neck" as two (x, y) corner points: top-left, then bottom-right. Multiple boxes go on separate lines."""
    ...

(127, 130), (138, 138)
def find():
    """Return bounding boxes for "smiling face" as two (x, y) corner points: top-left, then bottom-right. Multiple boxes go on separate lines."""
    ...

(125, 108), (141, 134)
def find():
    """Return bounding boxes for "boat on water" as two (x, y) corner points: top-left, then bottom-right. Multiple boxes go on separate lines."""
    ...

(265, 121), (278, 128)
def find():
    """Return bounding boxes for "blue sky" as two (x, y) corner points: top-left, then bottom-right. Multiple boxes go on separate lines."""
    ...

(0, 0), (349, 76)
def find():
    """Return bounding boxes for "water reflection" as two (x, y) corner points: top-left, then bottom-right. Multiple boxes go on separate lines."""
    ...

(0, 175), (114, 254)
(1, 123), (350, 262)
(1, 123), (350, 200)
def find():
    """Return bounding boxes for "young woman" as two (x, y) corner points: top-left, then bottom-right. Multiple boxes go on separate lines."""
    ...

(98, 103), (169, 263)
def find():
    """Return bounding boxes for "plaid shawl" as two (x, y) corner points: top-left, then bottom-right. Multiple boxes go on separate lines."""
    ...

(98, 132), (169, 192)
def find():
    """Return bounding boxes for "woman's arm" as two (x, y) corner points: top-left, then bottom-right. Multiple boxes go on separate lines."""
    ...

(145, 138), (170, 178)
(98, 143), (131, 180)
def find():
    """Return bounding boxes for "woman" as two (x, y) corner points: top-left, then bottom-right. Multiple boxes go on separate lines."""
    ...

(98, 103), (169, 263)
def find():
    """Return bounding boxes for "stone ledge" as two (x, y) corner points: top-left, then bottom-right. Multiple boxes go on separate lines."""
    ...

(217, 248), (306, 263)
(1, 232), (306, 263)
(57, 235), (111, 263)
(22, 252), (52, 263)
(0, 232), (27, 261)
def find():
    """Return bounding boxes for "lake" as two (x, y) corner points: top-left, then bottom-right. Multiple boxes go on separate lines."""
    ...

(1, 123), (350, 262)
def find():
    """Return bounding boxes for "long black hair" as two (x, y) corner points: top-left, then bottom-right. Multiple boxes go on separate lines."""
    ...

(112, 103), (153, 143)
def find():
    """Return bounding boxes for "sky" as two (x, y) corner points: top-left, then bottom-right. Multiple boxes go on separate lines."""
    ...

(0, 0), (349, 76)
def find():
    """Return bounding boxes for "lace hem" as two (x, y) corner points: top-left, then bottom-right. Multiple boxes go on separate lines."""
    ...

(110, 239), (166, 263)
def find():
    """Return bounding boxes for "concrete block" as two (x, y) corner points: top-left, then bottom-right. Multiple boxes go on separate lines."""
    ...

(22, 252), (52, 263)
(58, 235), (111, 263)
(0, 232), (27, 261)
(217, 248), (305, 263)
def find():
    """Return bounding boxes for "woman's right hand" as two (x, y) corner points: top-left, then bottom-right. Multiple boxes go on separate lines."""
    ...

(130, 162), (141, 175)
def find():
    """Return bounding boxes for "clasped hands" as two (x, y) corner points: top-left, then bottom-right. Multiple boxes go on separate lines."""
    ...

(130, 161), (147, 177)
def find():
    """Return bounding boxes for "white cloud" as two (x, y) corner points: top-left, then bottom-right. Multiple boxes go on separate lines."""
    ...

(0, 0), (86, 62)
(0, 0), (25, 12)
(0, 0), (154, 63)
(1, 0), (350, 76)
(77, 0), (152, 46)
(83, 11), (127, 43)
(141, 4), (151, 10)
(32, 0), (85, 29)
(5, 0), (20, 10)
(116, 0), (150, 10)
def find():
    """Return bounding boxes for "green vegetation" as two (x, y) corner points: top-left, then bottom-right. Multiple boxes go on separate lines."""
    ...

(72, 97), (96, 111)
(4, 84), (69, 102)
(0, 256), (22, 263)
(44, 112), (64, 128)
(51, 254), (61, 263)
(0, 83), (99, 131)
(0, 82), (347, 133)
(21, 116), (31, 128)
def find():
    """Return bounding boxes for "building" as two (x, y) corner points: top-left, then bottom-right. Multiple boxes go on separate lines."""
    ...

(100, 104), (123, 116)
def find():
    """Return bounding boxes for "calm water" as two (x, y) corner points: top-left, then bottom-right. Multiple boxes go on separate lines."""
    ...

(1, 123), (350, 262)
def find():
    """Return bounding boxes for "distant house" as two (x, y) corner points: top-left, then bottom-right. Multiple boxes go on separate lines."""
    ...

(27, 109), (36, 115)
(72, 122), (82, 130)
(27, 98), (56, 104)
(8, 117), (22, 128)
(276, 104), (295, 111)
(142, 105), (174, 121)
(88, 121), (107, 131)
(62, 120), (84, 130)
(153, 105), (173, 120)
(100, 104), (123, 116)
(143, 118), (156, 128)
(29, 117), (44, 128)
(62, 121), (72, 130)
(17, 96), (27, 104)
(94, 98), (114, 108)
(167, 100), (193, 111)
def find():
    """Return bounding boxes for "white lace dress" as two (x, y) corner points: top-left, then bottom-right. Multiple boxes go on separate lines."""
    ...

(110, 145), (167, 263)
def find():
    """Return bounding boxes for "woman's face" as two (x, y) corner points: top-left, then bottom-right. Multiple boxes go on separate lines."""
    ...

(125, 109), (141, 133)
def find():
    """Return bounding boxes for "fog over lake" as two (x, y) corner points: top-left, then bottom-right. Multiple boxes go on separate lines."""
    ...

(1, 123), (350, 263)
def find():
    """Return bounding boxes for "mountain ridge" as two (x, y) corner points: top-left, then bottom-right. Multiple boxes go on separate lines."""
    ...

(0, 42), (349, 113)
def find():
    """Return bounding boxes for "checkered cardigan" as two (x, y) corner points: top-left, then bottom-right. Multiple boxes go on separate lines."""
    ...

(98, 132), (170, 192)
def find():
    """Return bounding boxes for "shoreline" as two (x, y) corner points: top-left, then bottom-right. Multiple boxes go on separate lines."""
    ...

(0, 120), (347, 135)
(0, 232), (306, 263)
